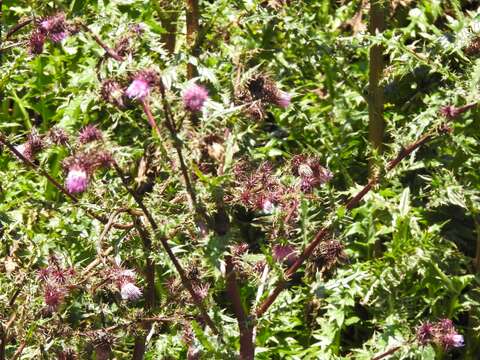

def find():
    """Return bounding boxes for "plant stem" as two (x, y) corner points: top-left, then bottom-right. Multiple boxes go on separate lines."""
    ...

(113, 162), (220, 336)
(371, 345), (402, 360)
(368, 0), (385, 166)
(0, 133), (132, 230)
(5, 18), (33, 40)
(156, 81), (207, 221)
(79, 23), (124, 61)
(186, 0), (199, 79)
(225, 256), (255, 359)
(158, 4), (180, 54)
(255, 124), (450, 318)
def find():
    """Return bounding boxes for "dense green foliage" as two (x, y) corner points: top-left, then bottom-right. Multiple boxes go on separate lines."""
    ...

(1, 0), (479, 359)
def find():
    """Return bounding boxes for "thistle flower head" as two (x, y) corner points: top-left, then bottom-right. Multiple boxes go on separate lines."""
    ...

(78, 125), (103, 144)
(100, 79), (126, 109)
(15, 131), (45, 161)
(48, 127), (69, 145)
(291, 155), (332, 193)
(182, 83), (209, 112)
(39, 12), (68, 42)
(120, 282), (142, 301)
(44, 283), (66, 312)
(231, 243), (249, 257)
(65, 165), (89, 194)
(416, 318), (464, 351)
(275, 91), (292, 108)
(28, 30), (46, 55)
(125, 70), (159, 100)
(193, 283), (210, 301)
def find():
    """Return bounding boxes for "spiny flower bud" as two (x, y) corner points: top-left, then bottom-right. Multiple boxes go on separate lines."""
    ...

(78, 124), (103, 144)
(125, 70), (159, 100)
(275, 91), (291, 108)
(440, 103), (476, 120)
(182, 83), (209, 112)
(28, 30), (46, 55)
(48, 127), (69, 145)
(100, 79), (126, 109)
(65, 165), (89, 194)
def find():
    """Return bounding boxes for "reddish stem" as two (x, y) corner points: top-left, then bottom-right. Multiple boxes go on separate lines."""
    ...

(226, 256), (255, 359)
(255, 125), (449, 318)
(79, 23), (124, 61)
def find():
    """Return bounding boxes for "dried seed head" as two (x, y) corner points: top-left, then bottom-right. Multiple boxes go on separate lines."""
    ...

(48, 127), (69, 145)
(100, 79), (126, 109)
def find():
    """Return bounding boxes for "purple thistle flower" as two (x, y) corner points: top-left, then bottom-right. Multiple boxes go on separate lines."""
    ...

(39, 12), (68, 42)
(261, 198), (276, 214)
(28, 30), (46, 55)
(65, 165), (89, 194)
(125, 70), (158, 100)
(275, 91), (291, 108)
(120, 282), (142, 301)
(441, 333), (464, 349)
(182, 84), (209, 112)
(78, 125), (103, 144)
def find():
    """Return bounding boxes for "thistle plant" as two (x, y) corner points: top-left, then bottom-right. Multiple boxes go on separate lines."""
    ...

(1, 1), (479, 359)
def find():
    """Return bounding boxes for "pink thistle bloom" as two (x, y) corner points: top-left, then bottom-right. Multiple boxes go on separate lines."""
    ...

(275, 91), (291, 109)
(78, 124), (103, 144)
(28, 30), (46, 55)
(120, 282), (142, 301)
(39, 13), (68, 43)
(126, 78), (150, 100)
(272, 244), (298, 263)
(182, 84), (209, 112)
(125, 70), (158, 100)
(65, 166), (89, 194)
